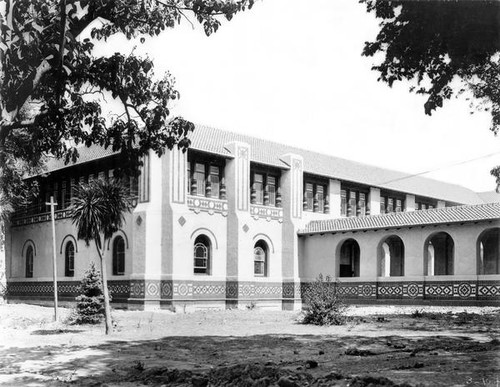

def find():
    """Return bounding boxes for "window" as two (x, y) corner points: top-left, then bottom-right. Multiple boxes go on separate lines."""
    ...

(251, 170), (280, 207)
(194, 163), (206, 196)
(254, 173), (264, 204)
(341, 186), (367, 217)
(254, 240), (269, 276)
(194, 235), (211, 274)
(25, 245), (34, 278)
(380, 193), (405, 214)
(112, 236), (125, 275)
(65, 241), (75, 277)
(187, 154), (225, 198)
(304, 178), (327, 213)
(304, 183), (314, 211)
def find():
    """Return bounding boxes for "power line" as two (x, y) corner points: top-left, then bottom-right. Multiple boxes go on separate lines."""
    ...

(379, 150), (500, 186)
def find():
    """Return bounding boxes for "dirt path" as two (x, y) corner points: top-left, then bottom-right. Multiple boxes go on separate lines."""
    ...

(0, 304), (499, 386)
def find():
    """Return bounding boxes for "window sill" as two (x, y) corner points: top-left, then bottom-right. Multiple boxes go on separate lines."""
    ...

(250, 204), (283, 222)
(187, 195), (228, 216)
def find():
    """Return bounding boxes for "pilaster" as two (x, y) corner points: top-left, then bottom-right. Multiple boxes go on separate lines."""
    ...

(279, 153), (303, 310)
(405, 194), (416, 212)
(224, 141), (252, 307)
(369, 187), (381, 216)
(328, 179), (341, 218)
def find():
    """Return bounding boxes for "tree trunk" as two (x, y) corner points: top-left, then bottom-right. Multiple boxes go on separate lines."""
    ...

(95, 239), (112, 335)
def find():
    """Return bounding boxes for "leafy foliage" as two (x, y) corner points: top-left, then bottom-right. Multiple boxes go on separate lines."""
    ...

(301, 274), (348, 326)
(0, 0), (254, 208)
(71, 178), (134, 247)
(71, 178), (133, 334)
(73, 262), (106, 324)
(361, 1), (500, 134)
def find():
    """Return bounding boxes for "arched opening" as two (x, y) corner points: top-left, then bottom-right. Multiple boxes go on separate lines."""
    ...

(25, 245), (34, 278)
(65, 241), (75, 277)
(254, 240), (269, 277)
(112, 236), (126, 275)
(379, 236), (405, 277)
(424, 232), (454, 276)
(339, 239), (360, 277)
(194, 235), (211, 275)
(478, 228), (500, 275)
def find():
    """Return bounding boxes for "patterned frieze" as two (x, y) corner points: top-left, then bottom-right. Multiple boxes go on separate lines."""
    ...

(250, 204), (284, 223)
(11, 209), (73, 227)
(187, 195), (229, 216)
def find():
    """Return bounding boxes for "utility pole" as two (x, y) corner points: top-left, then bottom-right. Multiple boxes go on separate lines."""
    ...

(46, 196), (58, 322)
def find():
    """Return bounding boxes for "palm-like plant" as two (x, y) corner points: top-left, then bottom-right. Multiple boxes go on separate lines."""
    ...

(71, 179), (133, 334)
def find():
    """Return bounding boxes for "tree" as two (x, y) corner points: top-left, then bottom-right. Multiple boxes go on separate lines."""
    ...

(73, 262), (106, 325)
(360, 1), (500, 188)
(0, 0), (254, 213)
(71, 178), (133, 334)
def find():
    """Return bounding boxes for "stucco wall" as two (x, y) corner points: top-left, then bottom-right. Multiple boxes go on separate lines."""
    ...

(299, 220), (499, 281)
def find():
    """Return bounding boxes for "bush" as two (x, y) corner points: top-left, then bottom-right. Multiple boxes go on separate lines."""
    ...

(72, 262), (106, 324)
(301, 274), (347, 326)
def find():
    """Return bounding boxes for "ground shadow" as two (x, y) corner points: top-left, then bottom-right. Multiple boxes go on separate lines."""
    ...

(1, 332), (499, 386)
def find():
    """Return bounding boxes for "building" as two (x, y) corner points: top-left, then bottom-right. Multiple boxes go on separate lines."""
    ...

(4, 125), (500, 309)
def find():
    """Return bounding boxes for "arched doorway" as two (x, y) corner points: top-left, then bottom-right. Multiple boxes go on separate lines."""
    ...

(424, 232), (454, 276)
(339, 239), (360, 277)
(379, 235), (405, 277)
(478, 228), (500, 275)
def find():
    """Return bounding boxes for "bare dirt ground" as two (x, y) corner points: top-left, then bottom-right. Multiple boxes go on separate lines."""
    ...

(0, 304), (499, 387)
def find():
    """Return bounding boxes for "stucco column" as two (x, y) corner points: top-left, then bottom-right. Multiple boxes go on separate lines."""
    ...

(279, 153), (303, 310)
(369, 187), (381, 216)
(130, 150), (164, 309)
(224, 141), (252, 307)
(405, 194), (415, 212)
(328, 179), (341, 218)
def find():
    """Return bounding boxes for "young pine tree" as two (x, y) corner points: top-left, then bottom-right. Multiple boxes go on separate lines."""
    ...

(74, 262), (106, 324)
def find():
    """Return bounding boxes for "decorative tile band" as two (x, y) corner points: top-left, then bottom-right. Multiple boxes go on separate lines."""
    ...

(11, 209), (73, 227)
(6, 279), (500, 305)
(187, 196), (228, 216)
(250, 204), (284, 223)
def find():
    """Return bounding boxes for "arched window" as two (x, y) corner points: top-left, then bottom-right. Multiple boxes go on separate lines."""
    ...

(379, 236), (405, 277)
(254, 240), (268, 277)
(194, 235), (211, 274)
(339, 239), (360, 277)
(478, 228), (500, 275)
(25, 245), (34, 278)
(424, 232), (454, 276)
(65, 241), (75, 277)
(112, 236), (125, 275)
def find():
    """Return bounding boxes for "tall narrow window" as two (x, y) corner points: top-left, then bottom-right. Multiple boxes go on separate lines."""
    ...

(386, 198), (394, 213)
(194, 235), (211, 274)
(380, 197), (386, 214)
(267, 176), (276, 206)
(194, 163), (206, 197)
(341, 190), (347, 216)
(65, 241), (75, 277)
(112, 236), (125, 275)
(348, 191), (357, 217)
(316, 185), (324, 213)
(254, 173), (264, 204)
(304, 183), (314, 211)
(25, 245), (34, 278)
(358, 193), (366, 216)
(395, 199), (402, 212)
(254, 241), (268, 277)
(209, 166), (220, 198)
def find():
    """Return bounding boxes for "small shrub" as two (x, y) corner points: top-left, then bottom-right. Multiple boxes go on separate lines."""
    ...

(72, 262), (106, 324)
(411, 309), (425, 318)
(301, 274), (347, 326)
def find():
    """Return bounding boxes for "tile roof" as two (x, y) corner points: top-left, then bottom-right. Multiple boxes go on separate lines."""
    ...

(189, 125), (483, 205)
(40, 124), (484, 205)
(299, 202), (500, 235)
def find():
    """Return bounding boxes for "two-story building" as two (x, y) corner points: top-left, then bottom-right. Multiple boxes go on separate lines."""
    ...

(4, 125), (500, 309)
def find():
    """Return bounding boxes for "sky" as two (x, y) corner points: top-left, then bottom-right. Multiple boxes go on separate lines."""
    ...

(95, 0), (500, 193)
